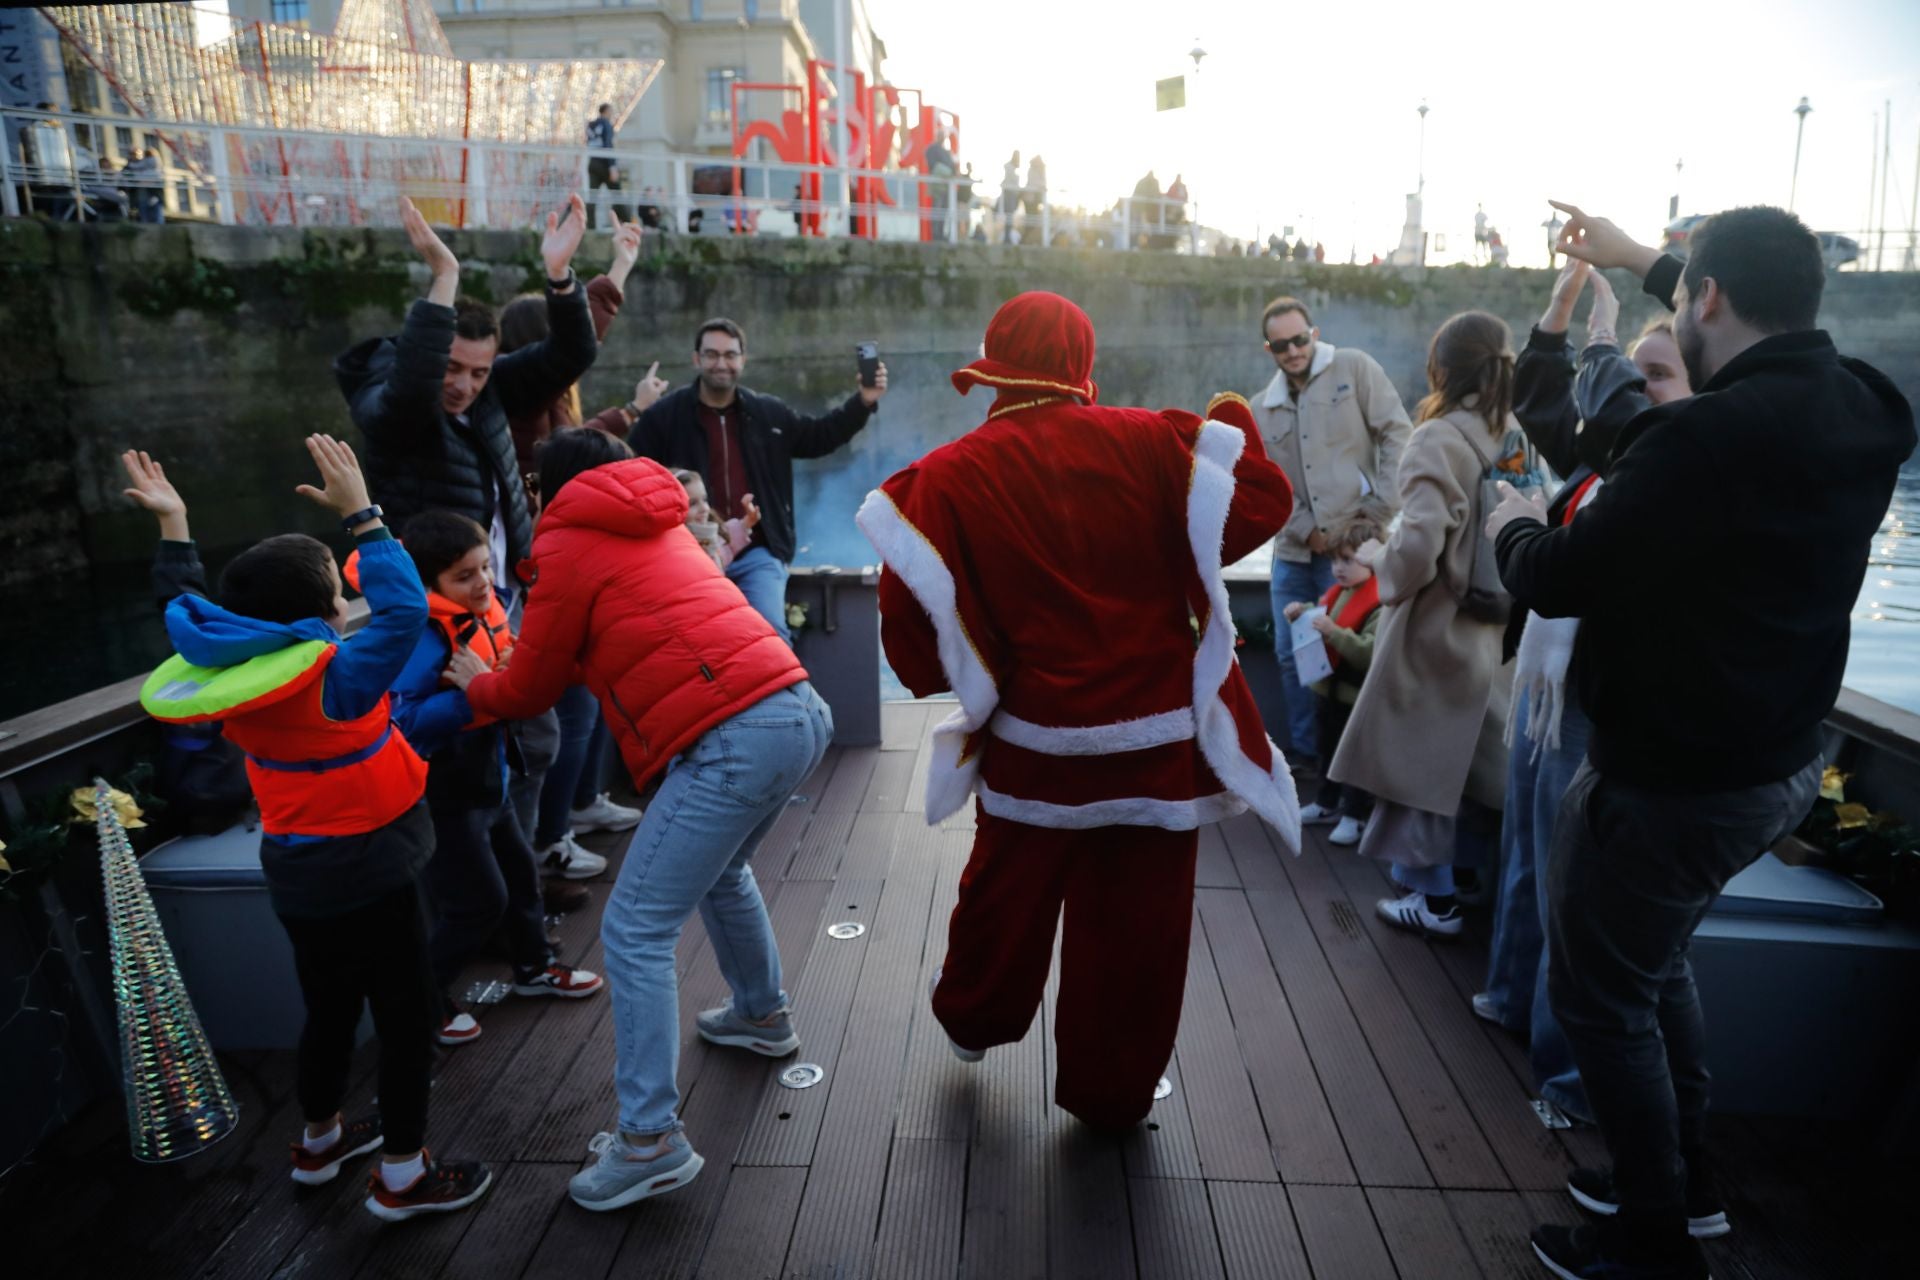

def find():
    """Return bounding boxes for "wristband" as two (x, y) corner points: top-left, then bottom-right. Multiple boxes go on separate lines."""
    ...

(547, 269), (575, 291)
(341, 504), (383, 531)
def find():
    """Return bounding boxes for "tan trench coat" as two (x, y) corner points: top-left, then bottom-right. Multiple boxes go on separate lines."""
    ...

(1329, 404), (1512, 827)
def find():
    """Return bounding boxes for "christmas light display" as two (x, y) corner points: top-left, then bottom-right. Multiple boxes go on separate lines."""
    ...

(93, 778), (240, 1162)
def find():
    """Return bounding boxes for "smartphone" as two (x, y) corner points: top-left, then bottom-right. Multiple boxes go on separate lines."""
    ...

(857, 341), (880, 389)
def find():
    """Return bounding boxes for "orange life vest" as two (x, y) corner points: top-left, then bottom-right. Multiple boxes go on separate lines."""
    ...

(1317, 576), (1382, 673)
(426, 589), (514, 728)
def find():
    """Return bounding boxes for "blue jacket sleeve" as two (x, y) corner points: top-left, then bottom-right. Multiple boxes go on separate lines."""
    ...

(387, 627), (474, 759)
(321, 529), (431, 722)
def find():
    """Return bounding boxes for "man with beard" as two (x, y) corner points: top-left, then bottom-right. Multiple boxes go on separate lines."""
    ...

(628, 318), (887, 640)
(1487, 204), (1915, 1280)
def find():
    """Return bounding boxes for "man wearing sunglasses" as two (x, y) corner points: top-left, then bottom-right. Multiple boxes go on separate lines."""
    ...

(1251, 297), (1412, 774)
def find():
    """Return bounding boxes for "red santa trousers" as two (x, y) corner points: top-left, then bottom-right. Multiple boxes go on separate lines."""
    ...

(931, 805), (1198, 1129)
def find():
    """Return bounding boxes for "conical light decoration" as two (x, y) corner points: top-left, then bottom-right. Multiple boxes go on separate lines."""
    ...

(94, 779), (240, 1161)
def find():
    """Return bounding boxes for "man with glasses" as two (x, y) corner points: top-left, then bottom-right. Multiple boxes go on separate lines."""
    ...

(629, 318), (887, 641)
(1251, 297), (1411, 774)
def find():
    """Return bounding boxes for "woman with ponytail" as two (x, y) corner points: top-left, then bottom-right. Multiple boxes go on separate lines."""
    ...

(1327, 310), (1525, 938)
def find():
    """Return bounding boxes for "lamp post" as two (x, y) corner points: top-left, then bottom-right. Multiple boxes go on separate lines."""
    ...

(1416, 98), (1428, 194)
(1543, 210), (1564, 265)
(1790, 96), (1812, 211)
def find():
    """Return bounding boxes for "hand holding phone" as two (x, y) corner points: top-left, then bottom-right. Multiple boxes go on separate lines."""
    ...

(857, 341), (880, 389)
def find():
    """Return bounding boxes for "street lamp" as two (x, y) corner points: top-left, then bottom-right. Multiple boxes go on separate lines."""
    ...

(1417, 99), (1429, 194)
(1189, 41), (1207, 73)
(1543, 210), (1565, 264)
(1790, 96), (1813, 211)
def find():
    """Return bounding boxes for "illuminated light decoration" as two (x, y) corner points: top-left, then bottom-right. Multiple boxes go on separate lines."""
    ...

(93, 779), (241, 1162)
(39, 1), (661, 227)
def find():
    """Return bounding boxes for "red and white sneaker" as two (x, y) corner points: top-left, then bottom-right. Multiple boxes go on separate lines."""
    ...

(363, 1152), (493, 1222)
(289, 1113), (382, 1186)
(513, 962), (604, 999)
(438, 1010), (482, 1046)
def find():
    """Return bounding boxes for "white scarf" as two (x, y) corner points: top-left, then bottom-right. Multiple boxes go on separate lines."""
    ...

(1507, 479), (1602, 760)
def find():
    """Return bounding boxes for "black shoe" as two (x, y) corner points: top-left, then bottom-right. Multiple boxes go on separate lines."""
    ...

(364, 1152), (493, 1222)
(1567, 1167), (1730, 1239)
(1531, 1222), (1707, 1280)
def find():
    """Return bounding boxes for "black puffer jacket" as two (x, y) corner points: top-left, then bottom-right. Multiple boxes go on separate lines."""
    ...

(628, 384), (874, 564)
(334, 286), (597, 587)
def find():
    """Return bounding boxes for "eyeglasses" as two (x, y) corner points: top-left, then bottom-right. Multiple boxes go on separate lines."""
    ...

(698, 349), (743, 363)
(1267, 332), (1313, 353)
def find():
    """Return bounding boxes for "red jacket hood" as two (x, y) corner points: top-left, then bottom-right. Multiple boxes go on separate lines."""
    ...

(540, 458), (689, 542)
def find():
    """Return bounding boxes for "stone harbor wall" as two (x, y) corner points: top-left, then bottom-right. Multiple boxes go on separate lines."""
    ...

(5, 221), (1918, 582)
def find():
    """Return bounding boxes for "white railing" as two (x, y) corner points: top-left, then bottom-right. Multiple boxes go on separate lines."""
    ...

(1, 107), (1203, 252)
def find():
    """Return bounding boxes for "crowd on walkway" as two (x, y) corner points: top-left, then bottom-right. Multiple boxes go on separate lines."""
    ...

(122, 188), (1912, 1280)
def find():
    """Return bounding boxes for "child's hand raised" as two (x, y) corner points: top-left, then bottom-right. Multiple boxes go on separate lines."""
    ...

(739, 493), (761, 529)
(443, 644), (489, 691)
(294, 434), (377, 527)
(120, 449), (189, 541)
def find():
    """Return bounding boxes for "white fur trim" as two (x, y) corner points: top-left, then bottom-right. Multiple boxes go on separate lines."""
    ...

(1188, 420), (1303, 853)
(977, 783), (1247, 831)
(990, 706), (1195, 755)
(857, 489), (997, 822)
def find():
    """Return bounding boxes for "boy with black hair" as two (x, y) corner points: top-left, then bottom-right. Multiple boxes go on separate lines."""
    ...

(135, 436), (492, 1223)
(361, 510), (603, 1048)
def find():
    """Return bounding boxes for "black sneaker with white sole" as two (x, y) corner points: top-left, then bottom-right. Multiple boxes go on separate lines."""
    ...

(1567, 1166), (1731, 1239)
(364, 1153), (493, 1222)
(1530, 1222), (1708, 1280)
(289, 1113), (382, 1185)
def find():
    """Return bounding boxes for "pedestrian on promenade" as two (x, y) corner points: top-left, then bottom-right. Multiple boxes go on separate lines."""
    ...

(586, 103), (621, 230)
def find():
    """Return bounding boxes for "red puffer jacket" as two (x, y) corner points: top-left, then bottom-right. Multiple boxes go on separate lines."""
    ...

(464, 457), (808, 788)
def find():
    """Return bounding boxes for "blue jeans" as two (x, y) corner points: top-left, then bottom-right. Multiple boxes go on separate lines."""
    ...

(1390, 862), (1456, 896)
(1483, 686), (1593, 1119)
(728, 546), (791, 645)
(536, 684), (612, 846)
(1269, 554), (1335, 760)
(601, 681), (833, 1136)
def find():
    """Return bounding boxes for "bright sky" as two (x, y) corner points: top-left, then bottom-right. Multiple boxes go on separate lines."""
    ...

(871, 0), (1920, 266)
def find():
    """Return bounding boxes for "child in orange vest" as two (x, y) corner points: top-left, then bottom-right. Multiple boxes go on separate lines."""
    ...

(1283, 500), (1390, 846)
(373, 511), (604, 1047)
(133, 437), (491, 1222)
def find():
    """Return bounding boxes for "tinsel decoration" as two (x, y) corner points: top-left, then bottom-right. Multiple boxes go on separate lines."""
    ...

(94, 778), (240, 1162)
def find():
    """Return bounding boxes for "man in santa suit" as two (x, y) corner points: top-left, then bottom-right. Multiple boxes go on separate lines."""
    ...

(856, 290), (1301, 1129)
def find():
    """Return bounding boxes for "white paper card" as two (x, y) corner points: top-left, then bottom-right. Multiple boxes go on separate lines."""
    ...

(1290, 607), (1333, 687)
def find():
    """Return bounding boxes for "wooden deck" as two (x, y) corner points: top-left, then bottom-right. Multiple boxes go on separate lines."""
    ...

(2, 701), (1904, 1278)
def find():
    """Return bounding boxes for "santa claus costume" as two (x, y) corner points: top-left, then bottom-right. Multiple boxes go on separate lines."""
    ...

(856, 291), (1300, 1128)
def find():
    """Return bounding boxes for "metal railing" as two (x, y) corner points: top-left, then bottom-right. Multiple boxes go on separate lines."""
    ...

(2, 107), (1202, 251)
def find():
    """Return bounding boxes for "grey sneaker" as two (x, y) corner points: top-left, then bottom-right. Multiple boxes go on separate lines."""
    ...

(696, 999), (800, 1057)
(568, 1130), (704, 1211)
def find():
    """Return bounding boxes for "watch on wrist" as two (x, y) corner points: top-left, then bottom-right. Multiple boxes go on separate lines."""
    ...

(547, 268), (575, 290)
(341, 504), (384, 531)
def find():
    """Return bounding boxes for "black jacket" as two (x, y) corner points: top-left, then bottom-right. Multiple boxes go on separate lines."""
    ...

(1505, 320), (1657, 659)
(628, 384), (875, 563)
(333, 285), (598, 587)
(1496, 257), (1916, 792)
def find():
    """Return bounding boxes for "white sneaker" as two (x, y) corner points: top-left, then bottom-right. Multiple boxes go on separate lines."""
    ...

(1298, 801), (1338, 825)
(537, 832), (608, 880)
(1375, 890), (1463, 939)
(570, 792), (643, 834)
(1329, 815), (1363, 846)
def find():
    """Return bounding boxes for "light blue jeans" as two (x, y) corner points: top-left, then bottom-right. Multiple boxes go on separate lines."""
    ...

(1483, 685), (1592, 1120)
(1390, 861), (1456, 897)
(728, 546), (792, 645)
(1269, 553), (1335, 761)
(601, 681), (833, 1137)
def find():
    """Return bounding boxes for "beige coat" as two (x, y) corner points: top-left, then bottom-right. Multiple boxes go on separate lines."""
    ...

(1251, 344), (1413, 562)
(1329, 404), (1511, 822)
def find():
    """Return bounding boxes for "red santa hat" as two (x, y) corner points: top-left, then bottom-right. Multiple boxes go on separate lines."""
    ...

(950, 291), (1099, 404)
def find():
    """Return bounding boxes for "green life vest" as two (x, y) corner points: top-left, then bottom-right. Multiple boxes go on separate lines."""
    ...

(141, 640), (335, 724)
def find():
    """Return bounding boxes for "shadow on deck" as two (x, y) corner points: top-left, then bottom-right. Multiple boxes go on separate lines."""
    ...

(1, 702), (1903, 1278)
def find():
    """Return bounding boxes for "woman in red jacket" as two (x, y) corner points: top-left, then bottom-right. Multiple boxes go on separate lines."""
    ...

(463, 428), (833, 1213)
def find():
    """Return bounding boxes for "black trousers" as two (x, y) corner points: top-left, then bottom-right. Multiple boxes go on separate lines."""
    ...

(1546, 758), (1820, 1229)
(424, 803), (551, 993)
(1312, 692), (1374, 819)
(278, 882), (437, 1153)
(587, 157), (631, 228)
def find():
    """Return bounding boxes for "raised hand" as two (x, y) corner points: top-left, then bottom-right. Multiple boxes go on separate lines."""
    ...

(294, 434), (377, 526)
(859, 361), (889, 407)
(1548, 201), (1660, 278)
(1540, 257), (1592, 334)
(1485, 479), (1549, 542)
(631, 361), (668, 413)
(1586, 271), (1622, 348)
(739, 492), (761, 528)
(120, 449), (189, 541)
(609, 218), (643, 280)
(541, 193), (589, 283)
(401, 198), (459, 305)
